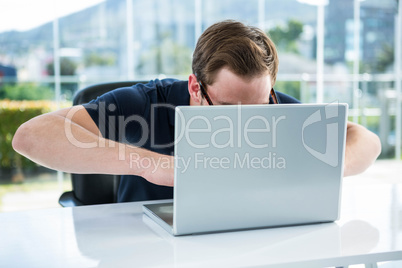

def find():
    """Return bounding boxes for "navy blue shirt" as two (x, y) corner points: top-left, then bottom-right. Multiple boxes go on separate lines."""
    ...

(84, 79), (300, 202)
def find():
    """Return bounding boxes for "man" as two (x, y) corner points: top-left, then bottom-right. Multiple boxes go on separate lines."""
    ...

(12, 20), (381, 202)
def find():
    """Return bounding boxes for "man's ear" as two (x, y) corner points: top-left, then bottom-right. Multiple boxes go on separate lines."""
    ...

(188, 74), (201, 105)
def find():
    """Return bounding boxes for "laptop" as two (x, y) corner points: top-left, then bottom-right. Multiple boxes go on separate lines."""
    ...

(143, 103), (348, 236)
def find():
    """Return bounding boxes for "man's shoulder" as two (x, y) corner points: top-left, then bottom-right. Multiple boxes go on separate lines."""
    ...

(276, 91), (300, 104)
(126, 78), (188, 99)
(95, 78), (188, 103)
(110, 78), (183, 95)
(135, 78), (183, 91)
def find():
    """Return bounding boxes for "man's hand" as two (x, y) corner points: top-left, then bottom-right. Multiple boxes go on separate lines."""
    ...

(132, 150), (174, 187)
(343, 121), (381, 177)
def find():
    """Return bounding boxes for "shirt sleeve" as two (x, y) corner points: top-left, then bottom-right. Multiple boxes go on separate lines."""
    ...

(82, 84), (149, 144)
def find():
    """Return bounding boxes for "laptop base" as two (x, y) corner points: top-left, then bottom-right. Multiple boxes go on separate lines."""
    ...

(143, 202), (174, 235)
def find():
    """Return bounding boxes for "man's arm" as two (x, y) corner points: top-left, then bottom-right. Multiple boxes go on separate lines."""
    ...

(343, 121), (381, 177)
(12, 105), (174, 186)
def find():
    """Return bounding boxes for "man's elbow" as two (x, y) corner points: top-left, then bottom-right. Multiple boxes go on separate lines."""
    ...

(12, 122), (34, 157)
(363, 129), (382, 164)
(344, 126), (382, 177)
(356, 134), (382, 176)
(372, 133), (382, 161)
(360, 131), (382, 173)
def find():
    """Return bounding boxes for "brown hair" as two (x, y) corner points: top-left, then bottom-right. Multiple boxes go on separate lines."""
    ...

(192, 20), (278, 86)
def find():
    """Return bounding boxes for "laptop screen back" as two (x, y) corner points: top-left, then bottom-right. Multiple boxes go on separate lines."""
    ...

(172, 104), (347, 235)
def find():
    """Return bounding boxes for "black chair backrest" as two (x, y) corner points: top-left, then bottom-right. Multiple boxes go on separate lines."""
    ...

(61, 81), (147, 206)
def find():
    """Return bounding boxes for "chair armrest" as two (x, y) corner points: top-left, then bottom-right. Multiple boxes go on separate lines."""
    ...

(59, 191), (84, 207)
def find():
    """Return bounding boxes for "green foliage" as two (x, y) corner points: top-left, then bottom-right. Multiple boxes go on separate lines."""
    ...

(356, 43), (394, 74)
(275, 81), (301, 100)
(47, 58), (77, 76)
(0, 101), (70, 170)
(137, 33), (192, 75)
(268, 19), (304, 53)
(45, 58), (78, 100)
(167, 41), (192, 75)
(0, 83), (54, 100)
(85, 52), (116, 67)
(373, 43), (394, 73)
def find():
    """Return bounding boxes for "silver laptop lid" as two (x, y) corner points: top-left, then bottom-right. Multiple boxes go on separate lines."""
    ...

(172, 103), (348, 235)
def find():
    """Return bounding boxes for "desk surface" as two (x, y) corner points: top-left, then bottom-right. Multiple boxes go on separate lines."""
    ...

(0, 178), (402, 268)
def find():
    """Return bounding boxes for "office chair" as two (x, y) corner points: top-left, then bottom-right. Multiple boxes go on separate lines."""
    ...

(59, 81), (147, 207)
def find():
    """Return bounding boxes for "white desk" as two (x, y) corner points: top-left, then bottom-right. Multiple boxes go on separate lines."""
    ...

(0, 179), (401, 268)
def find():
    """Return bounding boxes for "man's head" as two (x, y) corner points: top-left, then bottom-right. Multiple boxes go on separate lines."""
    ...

(189, 20), (278, 106)
(192, 20), (278, 86)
